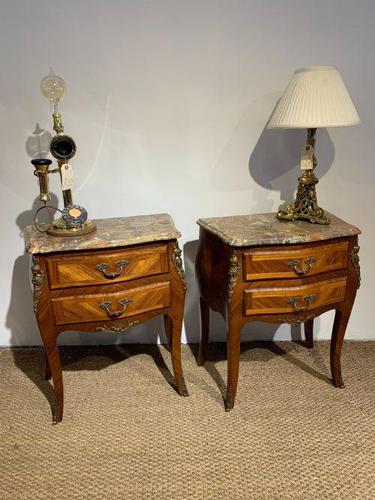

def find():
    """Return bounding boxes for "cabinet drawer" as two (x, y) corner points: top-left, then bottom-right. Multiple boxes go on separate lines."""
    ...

(52, 282), (171, 326)
(47, 244), (169, 289)
(243, 241), (348, 280)
(244, 277), (347, 316)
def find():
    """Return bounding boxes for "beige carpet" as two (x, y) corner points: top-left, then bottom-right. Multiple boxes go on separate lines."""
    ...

(0, 341), (374, 499)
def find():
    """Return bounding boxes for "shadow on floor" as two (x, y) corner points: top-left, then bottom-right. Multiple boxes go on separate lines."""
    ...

(11, 344), (178, 418)
(188, 341), (332, 407)
(12, 340), (332, 418)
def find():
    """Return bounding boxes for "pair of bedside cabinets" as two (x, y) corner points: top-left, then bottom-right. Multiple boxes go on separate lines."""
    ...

(25, 212), (361, 422)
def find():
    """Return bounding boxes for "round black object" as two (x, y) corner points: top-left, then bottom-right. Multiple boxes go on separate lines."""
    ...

(31, 158), (52, 166)
(50, 135), (77, 160)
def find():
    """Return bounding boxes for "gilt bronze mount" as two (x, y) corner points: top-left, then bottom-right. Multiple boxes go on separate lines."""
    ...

(228, 252), (240, 302)
(277, 128), (330, 225)
(172, 242), (186, 289)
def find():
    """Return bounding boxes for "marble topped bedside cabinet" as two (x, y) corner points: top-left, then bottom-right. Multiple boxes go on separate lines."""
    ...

(25, 214), (188, 422)
(195, 212), (361, 411)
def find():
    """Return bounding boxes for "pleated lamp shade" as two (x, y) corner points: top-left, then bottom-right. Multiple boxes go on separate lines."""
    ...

(268, 66), (360, 129)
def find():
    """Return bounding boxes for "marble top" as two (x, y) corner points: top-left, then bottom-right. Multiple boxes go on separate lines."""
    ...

(197, 212), (361, 247)
(25, 214), (181, 254)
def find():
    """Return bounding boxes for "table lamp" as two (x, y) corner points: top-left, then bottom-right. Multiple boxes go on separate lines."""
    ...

(267, 66), (360, 224)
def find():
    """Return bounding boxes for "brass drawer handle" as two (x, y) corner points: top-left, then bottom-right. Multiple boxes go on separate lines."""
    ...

(287, 293), (316, 312)
(95, 259), (129, 279)
(288, 257), (316, 276)
(98, 298), (132, 318)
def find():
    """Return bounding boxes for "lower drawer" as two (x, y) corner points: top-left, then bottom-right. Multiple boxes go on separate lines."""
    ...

(52, 282), (171, 326)
(244, 277), (347, 316)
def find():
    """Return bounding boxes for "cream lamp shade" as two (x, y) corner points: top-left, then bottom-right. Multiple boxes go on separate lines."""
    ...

(267, 65), (360, 225)
(267, 66), (360, 129)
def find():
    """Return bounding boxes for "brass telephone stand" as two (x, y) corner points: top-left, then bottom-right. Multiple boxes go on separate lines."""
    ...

(31, 72), (96, 237)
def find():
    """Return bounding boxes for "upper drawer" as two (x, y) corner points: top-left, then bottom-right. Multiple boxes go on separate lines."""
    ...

(47, 244), (169, 289)
(51, 281), (171, 326)
(243, 241), (348, 280)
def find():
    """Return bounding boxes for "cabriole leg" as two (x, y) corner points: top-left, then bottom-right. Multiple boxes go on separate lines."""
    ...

(198, 297), (209, 366)
(304, 319), (314, 349)
(330, 307), (352, 388)
(226, 321), (242, 412)
(165, 314), (188, 397)
(44, 338), (64, 423)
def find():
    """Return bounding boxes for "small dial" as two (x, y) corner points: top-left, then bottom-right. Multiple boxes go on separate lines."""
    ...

(62, 205), (88, 227)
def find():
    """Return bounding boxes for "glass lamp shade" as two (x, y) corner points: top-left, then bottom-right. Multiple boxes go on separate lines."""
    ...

(268, 66), (360, 129)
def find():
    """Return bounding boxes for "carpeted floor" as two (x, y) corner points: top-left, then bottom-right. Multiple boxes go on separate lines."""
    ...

(0, 341), (374, 499)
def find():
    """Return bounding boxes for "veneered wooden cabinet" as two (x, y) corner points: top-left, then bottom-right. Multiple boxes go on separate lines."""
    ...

(25, 214), (188, 423)
(195, 212), (361, 411)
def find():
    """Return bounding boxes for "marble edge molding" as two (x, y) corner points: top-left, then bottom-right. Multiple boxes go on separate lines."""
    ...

(196, 212), (361, 247)
(24, 213), (182, 255)
(196, 218), (239, 246)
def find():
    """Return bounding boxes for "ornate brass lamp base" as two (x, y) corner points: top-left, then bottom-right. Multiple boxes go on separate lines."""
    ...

(277, 170), (330, 225)
(47, 218), (97, 237)
(277, 127), (330, 225)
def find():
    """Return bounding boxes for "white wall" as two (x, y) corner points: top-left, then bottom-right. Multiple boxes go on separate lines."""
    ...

(1, 0), (374, 346)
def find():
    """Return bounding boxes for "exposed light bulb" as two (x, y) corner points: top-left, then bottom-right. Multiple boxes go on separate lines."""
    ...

(40, 69), (66, 113)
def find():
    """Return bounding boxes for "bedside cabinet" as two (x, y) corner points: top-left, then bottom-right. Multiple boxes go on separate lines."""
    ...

(196, 212), (361, 411)
(25, 214), (188, 422)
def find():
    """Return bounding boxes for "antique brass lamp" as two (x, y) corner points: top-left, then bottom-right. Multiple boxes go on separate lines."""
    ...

(268, 66), (360, 224)
(31, 71), (96, 236)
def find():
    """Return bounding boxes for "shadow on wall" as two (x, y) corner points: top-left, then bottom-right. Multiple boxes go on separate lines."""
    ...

(8, 123), (167, 347)
(183, 240), (224, 344)
(6, 195), (59, 347)
(210, 93), (283, 196)
(183, 94), (334, 343)
(25, 123), (52, 159)
(6, 124), (55, 347)
(210, 92), (335, 213)
(249, 127), (335, 211)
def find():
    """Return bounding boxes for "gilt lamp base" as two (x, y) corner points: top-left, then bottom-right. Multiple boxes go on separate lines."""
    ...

(47, 219), (97, 237)
(277, 169), (330, 225)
